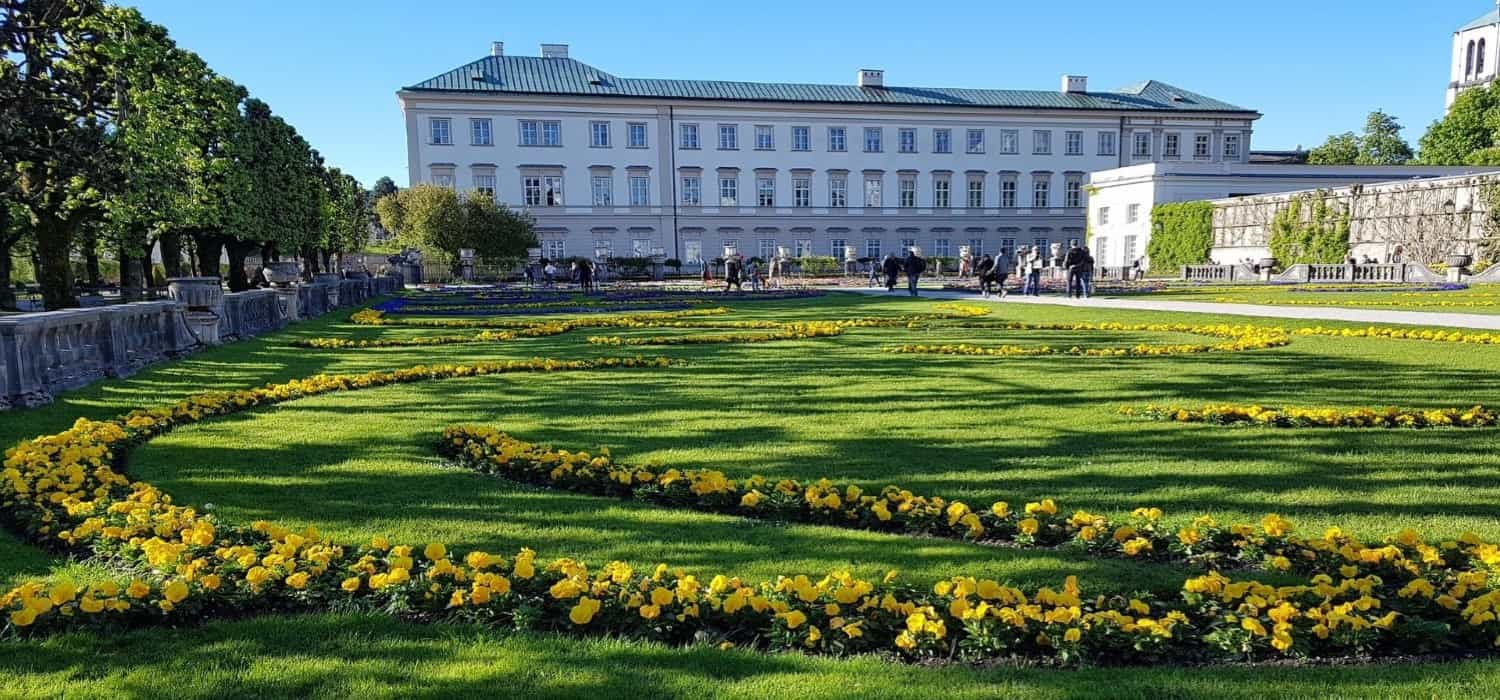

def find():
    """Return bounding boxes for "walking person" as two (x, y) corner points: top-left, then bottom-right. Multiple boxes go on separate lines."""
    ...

(1063, 242), (1086, 299)
(993, 249), (1013, 299)
(866, 257), (881, 287)
(975, 254), (995, 297)
(1024, 246), (1043, 297)
(724, 255), (743, 292)
(882, 254), (901, 292)
(577, 258), (595, 294)
(543, 261), (557, 288)
(747, 258), (762, 292)
(904, 248), (927, 297)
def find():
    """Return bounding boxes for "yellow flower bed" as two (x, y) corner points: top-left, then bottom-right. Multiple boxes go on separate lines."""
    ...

(1294, 325), (1500, 345)
(3, 356), (1500, 664)
(1216, 297), (1500, 308)
(1121, 404), (1498, 429)
(588, 321), (848, 346)
(884, 323), (1290, 358)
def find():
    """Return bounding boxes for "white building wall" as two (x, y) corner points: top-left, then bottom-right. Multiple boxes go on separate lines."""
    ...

(399, 62), (1256, 267)
(1087, 162), (1500, 268)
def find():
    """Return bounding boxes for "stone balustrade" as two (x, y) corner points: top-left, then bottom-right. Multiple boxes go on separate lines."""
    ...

(1, 271), (403, 411)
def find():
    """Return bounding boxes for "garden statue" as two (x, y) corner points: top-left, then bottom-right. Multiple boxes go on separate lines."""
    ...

(958, 245), (973, 278)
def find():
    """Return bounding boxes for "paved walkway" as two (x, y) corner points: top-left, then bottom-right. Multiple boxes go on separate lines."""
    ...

(834, 287), (1500, 330)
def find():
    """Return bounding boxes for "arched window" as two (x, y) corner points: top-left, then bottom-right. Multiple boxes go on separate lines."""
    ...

(1468, 41), (1477, 76)
(1480, 39), (1488, 75)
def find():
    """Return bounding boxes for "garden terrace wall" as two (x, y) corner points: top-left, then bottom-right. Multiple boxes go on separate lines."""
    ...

(0, 275), (400, 411)
(1209, 172), (1500, 264)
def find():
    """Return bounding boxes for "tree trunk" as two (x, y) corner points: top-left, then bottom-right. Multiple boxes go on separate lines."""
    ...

(261, 242), (276, 263)
(160, 230), (184, 278)
(193, 232), (223, 279)
(225, 239), (260, 292)
(34, 217), (77, 310)
(143, 257), (157, 291)
(83, 244), (102, 288)
(119, 246), (144, 302)
(301, 245), (319, 279)
(0, 248), (14, 311)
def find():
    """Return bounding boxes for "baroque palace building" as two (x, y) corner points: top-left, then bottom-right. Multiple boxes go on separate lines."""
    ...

(399, 42), (1259, 267)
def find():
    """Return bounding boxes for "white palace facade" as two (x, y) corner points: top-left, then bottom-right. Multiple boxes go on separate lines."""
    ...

(399, 42), (1260, 266)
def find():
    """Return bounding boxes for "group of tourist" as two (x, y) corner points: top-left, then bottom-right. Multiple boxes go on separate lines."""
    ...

(964, 243), (1098, 299)
(867, 250), (930, 297)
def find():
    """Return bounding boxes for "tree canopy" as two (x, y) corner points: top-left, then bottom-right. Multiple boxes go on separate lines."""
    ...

(375, 185), (537, 269)
(1307, 110), (1413, 165)
(1418, 85), (1500, 165)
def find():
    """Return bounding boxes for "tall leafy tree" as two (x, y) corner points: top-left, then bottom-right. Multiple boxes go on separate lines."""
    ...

(1419, 85), (1500, 164)
(1307, 110), (1412, 165)
(221, 98), (321, 290)
(0, 197), (22, 310)
(0, 0), (115, 309)
(320, 167), (368, 269)
(371, 176), (398, 201)
(374, 184), (536, 273)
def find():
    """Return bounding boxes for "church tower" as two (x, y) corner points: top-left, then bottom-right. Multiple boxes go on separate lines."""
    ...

(1450, 3), (1500, 109)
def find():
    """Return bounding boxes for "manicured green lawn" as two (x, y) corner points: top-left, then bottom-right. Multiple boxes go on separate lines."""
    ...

(1105, 282), (1500, 314)
(4, 291), (1500, 696)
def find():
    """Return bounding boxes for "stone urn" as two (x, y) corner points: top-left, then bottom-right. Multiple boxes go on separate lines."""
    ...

(1446, 254), (1474, 269)
(166, 277), (224, 311)
(166, 277), (225, 346)
(262, 261), (301, 287)
(1257, 257), (1278, 270)
(313, 273), (342, 286)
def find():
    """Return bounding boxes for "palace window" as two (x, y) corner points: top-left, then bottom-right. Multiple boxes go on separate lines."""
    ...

(590, 121), (611, 148)
(863, 175), (882, 207)
(1224, 133), (1242, 160)
(1065, 130), (1083, 155)
(899, 127), (917, 153)
(470, 118), (492, 146)
(680, 176), (701, 205)
(1098, 131), (1117, 156)
(967, 176), (984, 208)
(718, 124), (738, 150)
(1032, 129), (1051, 155)
(829, 174), (848, 207)
(1032, 176), (1050, 208)
(1194, 133), (1211, 159)
(629, 176), (649, 206)
(757, 176), (775, 207)
(974, 129), (992, 154)
(792, 126), (811, 151)
(864, 127), (882, 153)
(718, 176), (738, 206)
(755, 125), (774, 150)
(792, 177), (810, 207)
(828, 127), (847, 152)
(591, 175), (612, 206)
(680, 123), (700, 149)
(473, 173), (496, 200)
(933, 128), (952, 153)
(999, 174), (1017, 208)
(1133, 131), (1152, 158)
(933, 176), (951, 208)
(899, 175), (916, 208)
(430, 118), (451, 145)
(627, 122), (648, 148)
(1164, 132), (1180, 158)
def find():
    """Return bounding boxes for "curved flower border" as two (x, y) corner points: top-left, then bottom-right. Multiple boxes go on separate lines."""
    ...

(1121, 404), (1498, 429)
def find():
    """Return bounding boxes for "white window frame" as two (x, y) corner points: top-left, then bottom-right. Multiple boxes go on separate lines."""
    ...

(933, 238), (950, 257)
(1098, 131), (1116, 156)
(590, 121), (611, 148)
(792, 126), (811, 151)
(680, 123), (700, 149)
(999, 176), (1017, 208)
(1133, 131), (1152, 158)
(1224, 133), (1242, 160)
(1032, 130), (1052, 155)
(1098, 207), (1110, 225)
(1065, 177), (1083, 208)
(1194, 133), (1211, 159)
(1127, 203), (1141, 223)
(591, 175), (613, 206)
(828, 126), (847, 152)
(627, 122), (648, 148)
(933, 177), (951, 208)
(473, 173), (496, 200)
(794, 239), (812, 257)
(900, 238), (916, 254)
(968, 238), (985, 257)
(681, 176), (702, 205)
(718, 176), (738, 206)
(899, 127), (917, 153)
(1032, 177), (1050, 208)
(933, 128), (952, 153)
(969, 128), (987, 154)
(863, 175), (882, 207)
(470, 118), (492, 146)
(758, 238), (777, 260)
(684, 240), (703, 264)
(967, 177), (984, 208)
(1163, 132), (1180, 159)
(792, 177), (810, 208)
(829, 174), (848, 207)
(830, 238), (847, 258)
(430, 117), (452, 145)
(998, 129), (1017, 155)
(757, 176), (775, 207)
(865, 239), (882, 259)
(863, 127), (882, 153)
(718, 124), (738, 150)
(754, 124), (774, 150)
(898, 176), (916, 208)
(541, 121), (561, 146)
(542, 239), (566, 261)
(629, 175), (649, 206)
(433, 172), (455, 190)
(1065, 130), (1082, 156)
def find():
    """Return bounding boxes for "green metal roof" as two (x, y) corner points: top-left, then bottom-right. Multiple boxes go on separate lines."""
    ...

(403, 55), (1257, 114)
(1461, 9), (1499, 32)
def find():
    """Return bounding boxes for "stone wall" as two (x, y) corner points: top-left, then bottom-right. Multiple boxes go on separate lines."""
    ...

(0, 272), (404, 411)
(1210, 172), (1499, 264)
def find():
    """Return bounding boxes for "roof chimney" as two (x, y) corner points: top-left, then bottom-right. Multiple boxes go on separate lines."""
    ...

(858, 69), (884, 88)
(490, 41), (504, 57)
(540, 43), (569, 59)
(1061, 75), (1088, 94)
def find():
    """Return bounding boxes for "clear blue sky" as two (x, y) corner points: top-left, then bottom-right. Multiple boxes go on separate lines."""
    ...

(129, 0), (1482, 188)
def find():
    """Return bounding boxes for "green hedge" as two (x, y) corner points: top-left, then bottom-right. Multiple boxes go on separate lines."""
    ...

(1146, 201), (1214, 272)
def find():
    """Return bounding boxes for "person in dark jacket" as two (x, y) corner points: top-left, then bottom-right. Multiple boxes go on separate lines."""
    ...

(577, 258), (595, 294)
(724, 256), (743, 292)
(882, 254), (901, 292)
(993, 250), (1014, 299)
(1062, 244), (1086, 299)
(1079, 246), (1095, 299)
(904, 249), (927, 297)
(975, 254), (996, 297)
